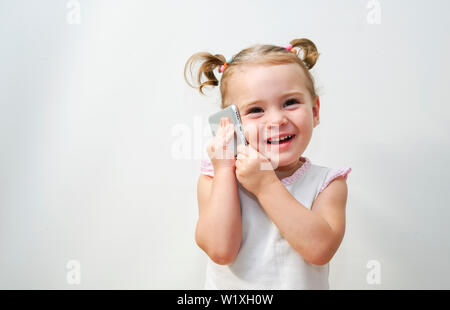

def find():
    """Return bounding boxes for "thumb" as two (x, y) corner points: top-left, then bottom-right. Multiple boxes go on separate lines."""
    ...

(247, 143), (262, 160)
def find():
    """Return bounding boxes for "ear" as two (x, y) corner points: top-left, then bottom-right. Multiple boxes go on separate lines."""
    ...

(313, 96), (320, 128)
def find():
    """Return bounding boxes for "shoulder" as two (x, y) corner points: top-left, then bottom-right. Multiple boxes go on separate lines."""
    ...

(309, 164), (351, 218)
(316, 176), (348, 204)
(316, 165), (352, 196)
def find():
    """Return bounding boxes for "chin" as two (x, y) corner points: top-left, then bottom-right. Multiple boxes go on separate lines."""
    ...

(266, 152), (297, 166)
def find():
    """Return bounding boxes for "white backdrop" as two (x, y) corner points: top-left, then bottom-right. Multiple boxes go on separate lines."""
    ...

(1, 0), (449, 289)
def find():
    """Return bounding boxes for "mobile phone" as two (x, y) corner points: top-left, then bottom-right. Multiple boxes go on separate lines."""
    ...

(208, 104), (248, 156)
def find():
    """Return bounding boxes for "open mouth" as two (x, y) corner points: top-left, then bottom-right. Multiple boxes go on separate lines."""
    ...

(267, 134), (295, 145)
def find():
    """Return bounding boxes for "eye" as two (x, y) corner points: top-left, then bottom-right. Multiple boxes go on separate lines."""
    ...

(248, 107), (263, 114)
(246, 99), (300, 115)
(284, 98), (300, 106)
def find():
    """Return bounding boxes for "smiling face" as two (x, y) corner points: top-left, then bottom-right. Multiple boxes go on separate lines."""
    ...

(226, 63), (320, 173)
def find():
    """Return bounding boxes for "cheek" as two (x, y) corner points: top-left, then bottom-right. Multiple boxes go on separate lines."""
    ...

(294, 111), (314, 128)
(295, 118), (314, 142)
(243, 122), (263, 145)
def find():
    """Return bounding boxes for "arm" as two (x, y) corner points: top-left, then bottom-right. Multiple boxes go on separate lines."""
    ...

(195, 168), (242, 265)
(256, 177), (348, 265)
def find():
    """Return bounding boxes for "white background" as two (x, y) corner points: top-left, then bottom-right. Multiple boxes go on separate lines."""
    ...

(1, 0), (449, 289)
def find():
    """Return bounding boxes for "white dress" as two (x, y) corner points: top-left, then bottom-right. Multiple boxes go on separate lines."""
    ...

(199, 155), (352, 290)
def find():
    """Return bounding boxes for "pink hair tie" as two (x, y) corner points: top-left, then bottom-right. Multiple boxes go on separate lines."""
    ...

(219, 62), (229, 73)
(284, 43), (297, 54)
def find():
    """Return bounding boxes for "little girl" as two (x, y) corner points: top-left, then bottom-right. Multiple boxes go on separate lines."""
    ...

(184, 38), (352, 290)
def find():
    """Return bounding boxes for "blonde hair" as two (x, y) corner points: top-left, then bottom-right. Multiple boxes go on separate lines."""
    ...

(184, 38), (320, 109)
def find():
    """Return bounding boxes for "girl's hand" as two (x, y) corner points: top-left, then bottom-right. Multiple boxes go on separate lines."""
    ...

(206, 117), (236, 172)
(235, 144), (279, 197)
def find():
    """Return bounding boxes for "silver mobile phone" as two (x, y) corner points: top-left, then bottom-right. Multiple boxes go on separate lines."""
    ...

(208, 104), (248, 156)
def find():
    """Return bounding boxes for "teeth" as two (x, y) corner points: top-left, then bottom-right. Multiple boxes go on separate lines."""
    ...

(269, 135), (293, 143)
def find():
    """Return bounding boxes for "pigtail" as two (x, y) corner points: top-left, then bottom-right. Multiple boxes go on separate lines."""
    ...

(184, 52), (226, 95)
(289, 38), (320, 70)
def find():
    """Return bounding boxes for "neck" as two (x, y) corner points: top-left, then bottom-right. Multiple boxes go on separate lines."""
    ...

(274, 157), (304, 180)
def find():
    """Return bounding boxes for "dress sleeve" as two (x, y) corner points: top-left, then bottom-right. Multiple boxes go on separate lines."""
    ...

(318, 167), (352, 195)
(200, 158), (215, 177)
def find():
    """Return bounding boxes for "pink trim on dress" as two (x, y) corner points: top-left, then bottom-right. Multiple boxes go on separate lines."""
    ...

(200, 159), (214, 177)
(318, 168), (352, 194)
(281, 157), (311, 185)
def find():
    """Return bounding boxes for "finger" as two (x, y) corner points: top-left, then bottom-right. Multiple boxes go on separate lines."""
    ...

(235, 158), (240, 169)
(215, 120), (225, 138)
(219, 116), (230, 130)
(224, 121), (233, 136)
(236, 152), (247, 161)
(221, 117), (230, 128)
(224, 124), (234, 144)
(245, 143), (260, 159)
(210, 138), (226, 156)
(207, 139), (220, 155)
(235, 156), (245, 167)
(221, 121), (227, 139)
(216, 123), (230, 147)
(237, 144), (248, 155)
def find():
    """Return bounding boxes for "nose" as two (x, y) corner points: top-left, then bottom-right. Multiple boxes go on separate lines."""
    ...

(266, 110), (288, 129)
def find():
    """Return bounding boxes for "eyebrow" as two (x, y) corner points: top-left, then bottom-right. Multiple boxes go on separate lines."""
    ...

(241, 91), (305, 111)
